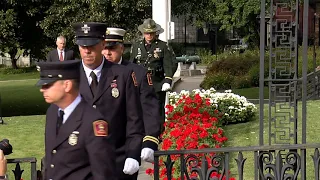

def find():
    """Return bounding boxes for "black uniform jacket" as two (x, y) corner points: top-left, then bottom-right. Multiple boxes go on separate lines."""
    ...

(121, 60), (161, 150)
(79, 60), (144, 178)
(44, 100), (116, 180)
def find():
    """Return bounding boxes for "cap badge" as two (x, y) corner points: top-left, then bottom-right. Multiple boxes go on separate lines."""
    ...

(81, 24), (91, 34)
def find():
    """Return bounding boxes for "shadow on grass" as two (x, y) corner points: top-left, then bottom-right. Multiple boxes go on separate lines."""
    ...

(0, 80), (49, 117)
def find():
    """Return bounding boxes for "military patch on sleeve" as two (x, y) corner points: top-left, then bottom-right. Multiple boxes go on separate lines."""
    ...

(93, 120), (108, 137)
(147, 73), (153, 86)
(132, 72), (138, 87)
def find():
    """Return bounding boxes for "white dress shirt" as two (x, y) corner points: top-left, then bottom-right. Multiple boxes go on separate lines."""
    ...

(82, 59), (105, 85)
(58, 94), (82, 124)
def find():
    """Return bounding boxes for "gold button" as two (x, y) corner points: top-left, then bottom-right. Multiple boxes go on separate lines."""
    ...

(50, 164), (54, 168)
(52, 150), (57, 154)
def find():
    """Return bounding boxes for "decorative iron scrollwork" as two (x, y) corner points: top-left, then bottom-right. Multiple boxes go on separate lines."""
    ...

(258, 150), (300, 180)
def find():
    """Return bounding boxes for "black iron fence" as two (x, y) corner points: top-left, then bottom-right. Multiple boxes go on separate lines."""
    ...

(154, 144), (320, 180)
(6, 157), (38, 180)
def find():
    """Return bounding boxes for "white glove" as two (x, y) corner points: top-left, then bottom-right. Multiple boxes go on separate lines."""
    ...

(123, 158), (139, 175)
(140, 148), (154, 163)
(161, 83), (171, 91)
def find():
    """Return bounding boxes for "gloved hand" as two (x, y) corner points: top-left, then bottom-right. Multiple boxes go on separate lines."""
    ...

(140, 148), (154, 163)
(123, 158), (139, 175)
(161, 83), (171, 91)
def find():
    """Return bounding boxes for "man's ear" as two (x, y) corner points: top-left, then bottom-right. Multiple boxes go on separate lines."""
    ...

(64, 80), (73, 92)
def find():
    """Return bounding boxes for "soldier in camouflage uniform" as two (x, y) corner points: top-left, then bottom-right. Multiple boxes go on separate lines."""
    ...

(130, 18), (173, 132)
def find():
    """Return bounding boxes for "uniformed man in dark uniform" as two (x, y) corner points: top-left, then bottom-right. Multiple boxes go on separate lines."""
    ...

(130, 19), (174, 132)
(74, 22), (144, 180)
(36, 60), (116, 180)
(102, 27), (161, 163)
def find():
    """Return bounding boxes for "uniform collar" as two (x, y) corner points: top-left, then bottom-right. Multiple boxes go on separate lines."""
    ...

(82, 58), (104, 82)
(58, 94), (82, 124)
(117, 57), (123, 65)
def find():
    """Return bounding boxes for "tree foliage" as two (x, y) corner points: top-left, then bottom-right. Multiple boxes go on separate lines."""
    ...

(172, 0), (262, 46)
(40, 0), (152, 49)
(0, 0), (51, 68)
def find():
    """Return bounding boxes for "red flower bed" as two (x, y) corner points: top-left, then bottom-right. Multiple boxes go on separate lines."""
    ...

(146, 93), (235, 179)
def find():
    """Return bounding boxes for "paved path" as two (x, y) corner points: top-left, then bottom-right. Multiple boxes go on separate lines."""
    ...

(173, 75), (205, 92)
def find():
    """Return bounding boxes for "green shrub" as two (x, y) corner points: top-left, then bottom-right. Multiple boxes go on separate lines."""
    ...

(196, 48), (218, 65)
(0, 66), (37, 74)
(207, 53), (259, 76)
(200, 72), (234, 90)
(247, 65), (260, 87)
(232, 75), (251, 89)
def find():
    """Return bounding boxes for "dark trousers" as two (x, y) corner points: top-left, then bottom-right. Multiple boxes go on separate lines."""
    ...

(119, 172), (138, 180)
(156, 91), (166, 133)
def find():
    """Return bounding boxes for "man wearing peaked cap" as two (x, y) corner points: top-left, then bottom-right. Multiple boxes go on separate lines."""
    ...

(74, 22), (144, 180)
(36, 60), (116, 180)
(103, 27), (161, 164)
(72, 22), (108, 47)
(130, 18), (174, 133)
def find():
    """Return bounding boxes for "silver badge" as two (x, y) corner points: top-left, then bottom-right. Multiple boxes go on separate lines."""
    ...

(81, 24), (90, 34)
(68, 131), (79, 146)
(138, 48), (141, 55)
(111, 88), (119, 98)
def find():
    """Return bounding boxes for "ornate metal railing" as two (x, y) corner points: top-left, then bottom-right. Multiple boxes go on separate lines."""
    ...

(294, 70), (320, 100)
(7, 157), (38, 180)
(154, 144), (320, 180)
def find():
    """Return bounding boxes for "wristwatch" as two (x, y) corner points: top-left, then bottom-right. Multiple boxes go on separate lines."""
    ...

(0, 175), (6, 180)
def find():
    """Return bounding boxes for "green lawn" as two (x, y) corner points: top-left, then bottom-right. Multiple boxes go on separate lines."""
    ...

(1, 115), (45, 180)
(231, 87), (269, 99)
(0, 79), (49, 117)
(0, 72), (39, 81)
(224, 100), (320, 179)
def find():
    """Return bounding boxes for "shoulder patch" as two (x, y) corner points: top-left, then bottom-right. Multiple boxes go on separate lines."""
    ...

(93, 120), (108, 137)
(132, 72), (138, 87)
(147, 73), (153, 86)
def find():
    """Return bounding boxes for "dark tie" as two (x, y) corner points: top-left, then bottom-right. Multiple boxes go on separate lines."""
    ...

(56, 110), (64, 135)
(145, 44), (151, 51)
(90, 71), (98, 96)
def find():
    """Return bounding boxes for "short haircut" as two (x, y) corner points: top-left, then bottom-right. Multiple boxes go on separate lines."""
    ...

(56, 36), (66, 43)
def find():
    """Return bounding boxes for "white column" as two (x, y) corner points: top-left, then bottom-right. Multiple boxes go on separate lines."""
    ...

(152, 0), (169, 42)
(153, 0), (171, 121)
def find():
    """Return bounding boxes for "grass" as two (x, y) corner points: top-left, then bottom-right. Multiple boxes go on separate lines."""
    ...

(0, 79), (49, 117)
(0, 72), (39, 81)
(224, 100), (320, 179)
(219, 87), (269, 99)
(0, 66), (39, 81)
(0, 115), (45, 180)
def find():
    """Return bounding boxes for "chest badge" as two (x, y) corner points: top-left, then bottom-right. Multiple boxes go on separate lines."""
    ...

(111, 80), (119, 98)
(154, 51), (159, 58)
(68, 131), (79, 146)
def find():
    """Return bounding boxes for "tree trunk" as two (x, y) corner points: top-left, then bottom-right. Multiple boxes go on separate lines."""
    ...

(10, 58), (18, 69)
(8, 49), (19, 69)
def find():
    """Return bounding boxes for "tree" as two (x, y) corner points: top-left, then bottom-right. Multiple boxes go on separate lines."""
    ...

(40, 0), (152, 50)
(0, 0), (51, 68)
(171, 0), (261, 47)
